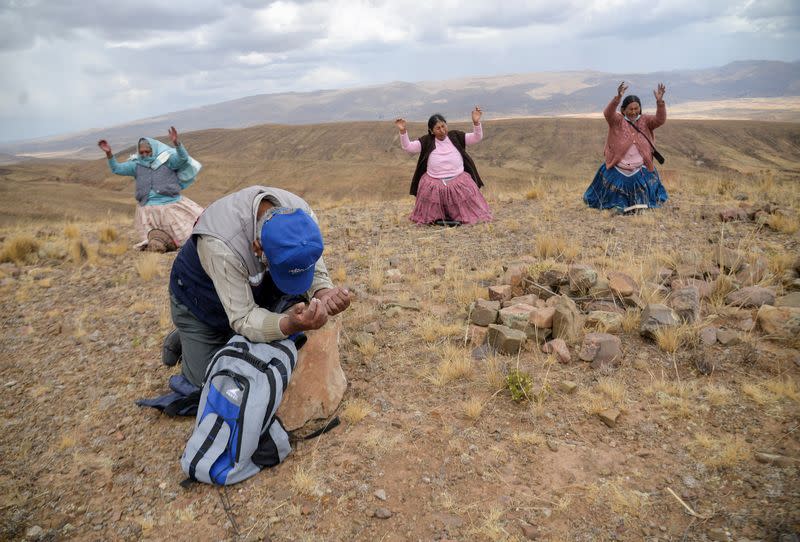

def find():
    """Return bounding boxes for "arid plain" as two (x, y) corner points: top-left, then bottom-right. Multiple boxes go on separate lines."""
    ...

(1, 117), (799, 541)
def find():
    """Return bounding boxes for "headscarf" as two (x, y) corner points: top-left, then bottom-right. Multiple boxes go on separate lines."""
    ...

(134, 137), (174, 167)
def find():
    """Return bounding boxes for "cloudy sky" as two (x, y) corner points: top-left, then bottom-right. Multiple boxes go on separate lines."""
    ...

(0, 0), (798, 142)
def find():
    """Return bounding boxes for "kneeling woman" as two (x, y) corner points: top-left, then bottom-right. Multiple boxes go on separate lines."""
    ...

(98, 127), (204, 251)
(395, 107), (492, 225)
(584, 82), (669, 212)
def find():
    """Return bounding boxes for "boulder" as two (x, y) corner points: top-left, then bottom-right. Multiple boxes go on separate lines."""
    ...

(640, 303), (679, 339)
(568, 265), (598, 293)
(552, 296), (584, 344)
(578, 333), (622, 369)
(671, 278), (714, 300)
(725, 286), (776, 308)
(470, 299), (500, 326)
(669, 286), (701, 323)
(541, 338), (571, 363)
(488, 285), (512, 302)
(277, 321), (347, 431)
(528, 306), (556, 329)
(608, 272), (638, 297)
(585, 311), (624, 333)
(757, 305), (800, 342)
(487, 324), (526, 355)
(499, 303), (536, 330)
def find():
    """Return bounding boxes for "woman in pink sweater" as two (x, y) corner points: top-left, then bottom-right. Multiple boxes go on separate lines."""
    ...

(583, 82), (669, 212)
(394, 107), (492, 225)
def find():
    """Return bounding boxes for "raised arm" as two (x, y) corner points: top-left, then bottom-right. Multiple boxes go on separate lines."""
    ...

(98, 140), (137, 176)
(395, 117), (421, 153)
(647, 83), (667, 130)
(465, 106), (483, 146)
(604, 82), (626, 125)
(165, 126), (189, 169)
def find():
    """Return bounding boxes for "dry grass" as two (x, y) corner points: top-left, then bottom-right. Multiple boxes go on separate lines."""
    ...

(290, 465), (323, 498)
(741, 382), (777, 406)
(462, 397), (485, 420)
(415, 317), (464, 344)
(705, 383), (733, 406)
(367, 257), (384, 293)
(340, 398), (371, 424)
(709, 274), (736, 309)
(654, 324), (697, 353)
(691, 433), (751, 469)
(102, 241), (128, 256)
(429, 343), (473, 386)
(596, 377), (627, 403)
(511, 431), (545, 447)
(63, 223), (80, 239)
(135, 253), (161, 281)
(534, 235), (567, 260)
(620, 309), (641, 333)
(99, 225), (118, 243)
(764, 378), (800, 402)
(0, 235), (39, 264)
(331, 264), (347, 283)
(766, 213), (799, 234)
(472, 507), (507, 542)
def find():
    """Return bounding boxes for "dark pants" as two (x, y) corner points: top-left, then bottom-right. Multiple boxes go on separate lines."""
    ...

(170, 293), (233, 387)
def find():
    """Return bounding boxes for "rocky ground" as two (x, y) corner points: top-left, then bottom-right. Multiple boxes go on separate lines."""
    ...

(0, 174), (798, 541)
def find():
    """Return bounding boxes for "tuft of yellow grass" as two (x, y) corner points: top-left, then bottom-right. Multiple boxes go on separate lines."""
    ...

(415, 317), (464, 344)
(135, 253), (161, 281)
(691, 433), (750, 469)
(340, 398), (371, 424)
(63, 223), (80, 239)
(766, 214), (799, 234)
(654, 326), (683, 353)
(99, 225), (119, 243)
(485, 355), (506, 391)
(709, 274), (735, 309)
(68, 238), (88, 263)
(462, 397), (485, 420)
(706, 383), (733, 406)
(741, 382), (776, 405)
(290, 465), (323, 498)
(1, 235), (40, 264)
(764, 378), (800, 402)
(367, 257), (384, 293)
(511, 431), (545, 447)
(534, 235), (567, 259)
(596, 377), (627, 403)
(429, 344), (473, 386)
(621, 309), (640, 333)
(332, 264), (347, 283)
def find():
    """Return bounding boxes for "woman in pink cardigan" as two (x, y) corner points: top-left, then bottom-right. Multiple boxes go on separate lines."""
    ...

(583, 82), (669, 212)
(394, 107), (492, 226)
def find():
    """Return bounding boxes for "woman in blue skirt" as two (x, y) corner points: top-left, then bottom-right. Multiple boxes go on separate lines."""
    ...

(584, 81), (669, 212)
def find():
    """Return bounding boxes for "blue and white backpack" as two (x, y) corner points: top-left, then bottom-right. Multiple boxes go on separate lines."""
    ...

(181, 336), (298, 485)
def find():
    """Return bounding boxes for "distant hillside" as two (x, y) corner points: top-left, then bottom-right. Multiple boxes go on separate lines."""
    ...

(1, 60), (798, 161)
(1, 117), (798, 225)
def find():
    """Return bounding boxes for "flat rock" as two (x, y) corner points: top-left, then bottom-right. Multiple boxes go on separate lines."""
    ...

(528, 306), (556, 329)
(588, 277), (611, 297)
(471, 299), (500, 326)
(776, 292), (800, 308)
(671, 277), (714, 300)
(374, 489), (387, 501)
(585, 311), (623, 333)
(499, 303), (536, 330)
(468, 324), (489, 347)
(608, 271), (638, 297)
(488, 284), (513, 302)
(541, 338), (570, 363)
(578, 332), (622, 369)
(552, 296), (584, 344)
(568, 264), (598, 293)
(277, 322), (347, 431)
(669, 286), (701, 323)
(757, 305), (800, 342)
(558, 380), (578, 394)
(699, 327), (717, 346)
(504, 294), (538, 308)
(585, 301), (627, 315)
(487, 324), (526, 355)
(639, 304), (679, 339)
(725, 286), (775, 308)
(598, 408), (621, 428)
(373, 507), (392, 519)
(754, 452), (799, 468)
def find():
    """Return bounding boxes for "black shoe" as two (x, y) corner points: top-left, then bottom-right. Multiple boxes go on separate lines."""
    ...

(432, 219), (462, 227)
(162, 329), (182, 367)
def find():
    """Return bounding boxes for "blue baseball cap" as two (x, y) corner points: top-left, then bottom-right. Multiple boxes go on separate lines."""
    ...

(260, 208), (324, 295)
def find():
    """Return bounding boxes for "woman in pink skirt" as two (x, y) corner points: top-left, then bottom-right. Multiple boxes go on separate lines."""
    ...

(395, 107), (492, 225)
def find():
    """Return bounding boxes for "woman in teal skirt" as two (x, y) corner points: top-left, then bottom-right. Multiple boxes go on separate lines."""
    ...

(584, 82), (669, 212)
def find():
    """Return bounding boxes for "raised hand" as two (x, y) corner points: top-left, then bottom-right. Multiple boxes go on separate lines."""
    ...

(314, 286), (351, 317)
(471, 106), (482, 125)
(97, 139), (112, 157)
(394, 117), (407, 134)
(168, 126), (179, 146)
(654, 83), (666, 102)
(280, 298), (328, 335)
(617, 81), (628, 98)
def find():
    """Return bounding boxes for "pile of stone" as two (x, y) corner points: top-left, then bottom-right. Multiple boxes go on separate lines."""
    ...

(468, 251), (800, 367)
(710, 201), (788, 226)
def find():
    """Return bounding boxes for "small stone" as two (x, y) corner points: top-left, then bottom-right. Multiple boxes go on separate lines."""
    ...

(373, 507), (392, 519)
(488, 285), (513, 302)
(546, 439), (559, 452)
(725, 286), (775, 308)
(520, 523), (539, 540)
(471, 299), (500, 326)
(585, 311), (624, 333)
(568, 264), (598, 293)
(669, 286), (701, 323)
(672, 277), (714, 300)
(708, 527), (731, 541)
(719, 208), (748, 222)
(374, 489), (387, 501)
(468, 325), (489, 347)
(487, 324), (527, 355)
(558, 380), (578, 394)
(585, 301), (626, 315)
(363, 321), (380, 334)
(656, 267), (674, 284)
(716, 329), (740, 346)
(598, 408), (621, 428)
(589, 277), (611, 297)
(639, 304), (679, 339)
(351, 332), (374, 349)
(421, 476), (431, 483)
(699, 327), (717, 346)
(542, 339), (571, 363)
(385, 268), (402, 280)
(25, 526), (44, 540)
(578, 333), (622, 369)
(754, 452), (799, 468)
(608, 272), (638, 297)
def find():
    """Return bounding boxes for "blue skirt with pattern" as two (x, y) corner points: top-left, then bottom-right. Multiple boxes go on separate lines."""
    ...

(583, 163), (668, 210)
